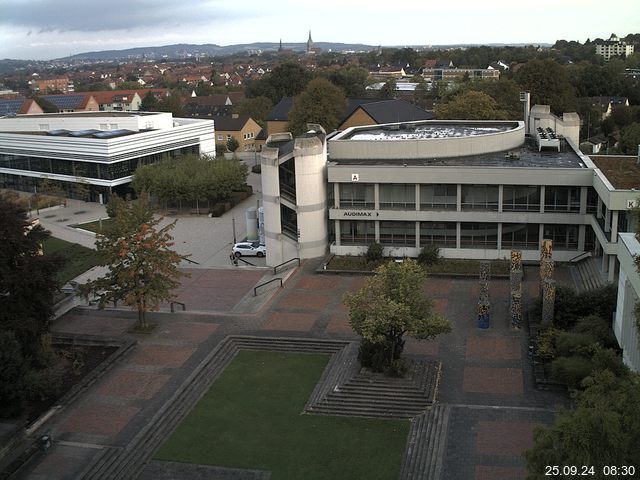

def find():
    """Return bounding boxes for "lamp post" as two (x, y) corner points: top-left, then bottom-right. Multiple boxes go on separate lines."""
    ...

(232, 216), (237, 244)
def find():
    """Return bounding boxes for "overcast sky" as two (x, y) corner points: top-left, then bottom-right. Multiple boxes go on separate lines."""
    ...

(0, 0), (638, 60)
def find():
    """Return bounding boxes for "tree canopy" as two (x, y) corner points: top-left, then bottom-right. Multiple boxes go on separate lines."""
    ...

(526, 370), (640, 479)
(132, 155), (248, 212)
(436, 90), (508, 120)
(245, 62), (313, 104)
(80, 194), (187, 328)
(344, 259), (451, 372)
(287, 77), (346, 136)
(515, 58), (577, 115)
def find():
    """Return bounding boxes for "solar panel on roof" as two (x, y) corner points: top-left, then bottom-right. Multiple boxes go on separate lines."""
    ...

(0, 99), (25, 115)
(47, 129), (70, 136)
(92, 129), (135, 139)
(69, 129), (101, 137)
(42, 95), (84, 109)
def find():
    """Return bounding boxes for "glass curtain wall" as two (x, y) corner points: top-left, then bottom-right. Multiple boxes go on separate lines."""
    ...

(461, 185), (499, 211)
(419, 222), (457, 247)
(379, 184), (415, 210)
(502, 186), (540, 211)
(460, 222), (498, 248)
(420, 184), (457, 210)
(339, 183), (375, 209)
(379, 221), (416, 246)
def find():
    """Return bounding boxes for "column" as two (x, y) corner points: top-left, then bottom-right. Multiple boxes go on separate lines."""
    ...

(608, 255), (616, 283)
(456, 184), (462, 212)
(578, 224), (586, 251)
(539, 185), (545, 213)
(335, 220), (341, 247)
(456, 222), (461, 249)
(415, 221), (420, 249)
(579, 186), (588, 215)
(333, 183), (340, 208)
(374, 183), (380, 210)
(415, 184), (420, 212)
(375, 220), (380, 243)
(497, 223), (503, 251)
(498, 185), (504, 213)
(611, 211), (619, 243)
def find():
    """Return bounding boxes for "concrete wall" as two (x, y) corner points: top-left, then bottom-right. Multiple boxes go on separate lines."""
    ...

(2, 112), (175, 131)
(330, 121), (524, 160)
(528, 105), (580, 146)
(614, 233), (640, 372)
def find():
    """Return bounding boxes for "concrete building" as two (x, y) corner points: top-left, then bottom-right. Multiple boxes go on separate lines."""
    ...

(0, 111), (215, 202)
(613, 233), (640, 372)
(595, 34), (634, 61)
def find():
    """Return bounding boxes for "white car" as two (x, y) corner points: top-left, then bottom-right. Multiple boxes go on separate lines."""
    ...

(232, 241), (266, 258)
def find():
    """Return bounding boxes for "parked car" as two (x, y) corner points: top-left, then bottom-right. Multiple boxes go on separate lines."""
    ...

(232, 241), (266, 258)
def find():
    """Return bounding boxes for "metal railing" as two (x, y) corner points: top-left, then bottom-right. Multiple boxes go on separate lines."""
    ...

(569, 251), (592, 263)
(254, 278), (283, 296)
(273, 257), (300, 275)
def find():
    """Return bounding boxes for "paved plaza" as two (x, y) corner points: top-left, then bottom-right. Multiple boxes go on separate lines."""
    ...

(7, 254), (573, 480)
(4, 175), (573, 480)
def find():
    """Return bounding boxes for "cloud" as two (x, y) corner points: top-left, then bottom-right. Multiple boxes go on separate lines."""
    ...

(0, 0), (249, 33)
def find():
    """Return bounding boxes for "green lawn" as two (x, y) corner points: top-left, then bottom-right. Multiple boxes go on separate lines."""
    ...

(155, 350), (410, 480)
(41, 237), (99, 285)
(73, 217), (113, 234)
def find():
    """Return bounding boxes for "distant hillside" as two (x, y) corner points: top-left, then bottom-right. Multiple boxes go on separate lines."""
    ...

(60, 42), (378, 61)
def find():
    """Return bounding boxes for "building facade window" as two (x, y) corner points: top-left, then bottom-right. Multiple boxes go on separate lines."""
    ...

(460, 222), (498, 248)
(502, 185), (540, 212)
(379, 184), (415, 210)
(420, 184), (457, 210)
(379, 221), (416, 246)
(461, 185), (499, 211)
(340, 220), (375, 245)
(502, 223), (539, 249)
(586, 187), (598, 214)
(339, 183), (375, 209)
(419, 222), (456, 247)
(544, 186), (580, 212)
(543, 224), (579, 249)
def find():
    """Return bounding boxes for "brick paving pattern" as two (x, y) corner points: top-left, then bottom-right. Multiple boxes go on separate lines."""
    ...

(14, 260), (573, 480)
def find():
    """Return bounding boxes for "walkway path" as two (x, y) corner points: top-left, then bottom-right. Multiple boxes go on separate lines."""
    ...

(14, 260), (572, 480)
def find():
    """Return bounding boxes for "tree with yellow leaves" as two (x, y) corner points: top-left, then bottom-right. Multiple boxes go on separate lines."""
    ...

(80, 193), (188, 328)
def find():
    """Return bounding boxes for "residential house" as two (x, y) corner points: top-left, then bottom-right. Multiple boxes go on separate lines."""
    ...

(215, 114), (262, 151)
(588, 96), (630, 120)
(91, 90), (144, 112)
(29, 76), (74, 94)
(266, 97), (295, 136)
(40, 93), (99, 113)
(338, 99), (434, 130)
(595, 34), (635, 61)
(0, 97), (44, 116)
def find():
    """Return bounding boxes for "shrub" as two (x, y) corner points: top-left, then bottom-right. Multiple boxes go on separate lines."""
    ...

(366, 242), (384, 262)
(536, 327), (561, 360)
(0, 332), (28, 418)
(549, 355), (594, 388)
(418, 245), (440, 266)
(554, 331), (598, 357)
(572, 314), (617, 348)
(590, 347), (630, 379)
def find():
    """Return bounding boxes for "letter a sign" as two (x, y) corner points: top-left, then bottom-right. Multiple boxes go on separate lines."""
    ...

(351, 173), (359, 182)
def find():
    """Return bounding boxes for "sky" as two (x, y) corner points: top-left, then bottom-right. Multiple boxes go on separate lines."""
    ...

(0, 0), (639, 60)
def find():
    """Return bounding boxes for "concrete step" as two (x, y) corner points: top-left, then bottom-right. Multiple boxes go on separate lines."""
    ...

(399, 404), (451, 480)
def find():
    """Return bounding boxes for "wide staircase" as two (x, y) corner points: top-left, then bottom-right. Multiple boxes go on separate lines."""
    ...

(572, 256), (607, 293)
(399, 404), (451, 480)
(306, 358), (441, 419)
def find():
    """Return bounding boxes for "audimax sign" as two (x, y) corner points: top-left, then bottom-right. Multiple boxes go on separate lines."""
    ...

(343, 211), (379, 217)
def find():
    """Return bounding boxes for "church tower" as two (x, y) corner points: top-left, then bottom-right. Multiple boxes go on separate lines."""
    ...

(306, 30), (314, 54)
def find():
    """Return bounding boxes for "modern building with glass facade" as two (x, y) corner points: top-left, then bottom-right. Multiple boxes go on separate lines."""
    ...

(261, 107), (637, 288)
(0, 112), (215, 202)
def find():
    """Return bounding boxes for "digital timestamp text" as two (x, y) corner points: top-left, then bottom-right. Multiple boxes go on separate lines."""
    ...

(545, 465), (636, 477)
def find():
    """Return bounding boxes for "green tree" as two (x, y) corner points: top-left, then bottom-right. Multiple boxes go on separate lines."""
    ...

(139, 90), (160, 111)
(378, 78), (397, 99)
(157, 91), (184, 116)
(80, 194), (188, 328)
(515, 58), (577, 114)
(245, 62), (313, 104)
(287, 77), (346, 136)
(233, 96), (273, 126)
(436, 90), (508, 120)
(526, 370), (640, 479)
(328, 66), (370, 97)
(343, 259), (451, 373)
(226, 136), (240, 153)
(0, 193), (60, 358)
(619, 123), (640, 155)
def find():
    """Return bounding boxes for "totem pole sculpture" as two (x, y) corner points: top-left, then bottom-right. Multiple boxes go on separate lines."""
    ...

(510, 250), (523, 328)
(478, 261), (491, 328)
(539, 239), (556, 325)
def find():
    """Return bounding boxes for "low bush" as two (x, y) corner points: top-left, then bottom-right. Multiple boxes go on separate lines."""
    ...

(358, 339), (405, 375)
(418, 245), (440, 266)
(366, 242), (384, 263)
(535, 326), (561, 360)
(554, 331), (598, 357)
(549, 355), (594, 388)
(572, 314), (617, 348)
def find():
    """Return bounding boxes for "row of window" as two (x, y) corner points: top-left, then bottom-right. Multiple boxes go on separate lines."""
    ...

(337, 183), (594, 213)
(0, 146), (199, 181)
(339, 220), (590, 250)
